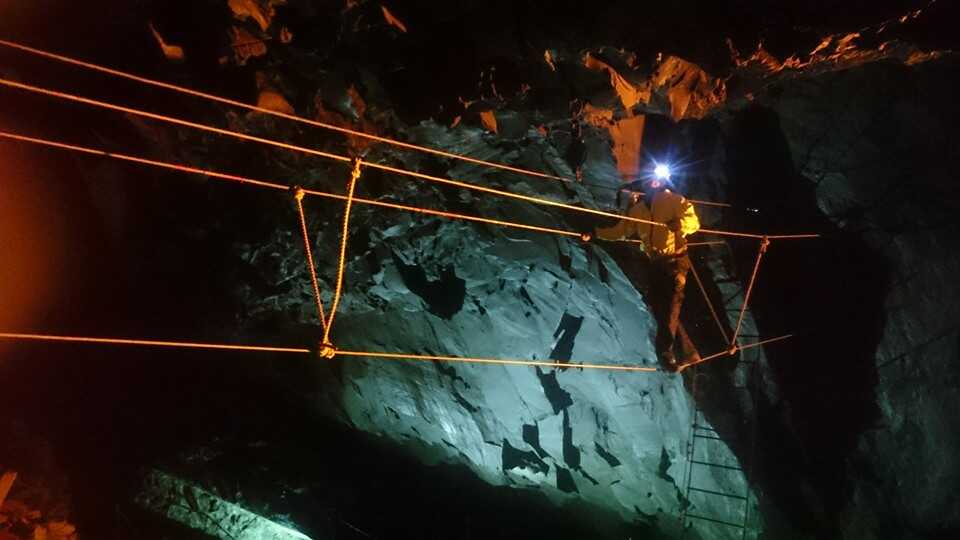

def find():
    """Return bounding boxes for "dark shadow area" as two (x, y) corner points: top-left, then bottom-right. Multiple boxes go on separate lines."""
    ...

(549, 312), (584, 362)
(390, 254), (467, 319)
(0, 62), (648, 540)
(719, 105), (889, 535)
(535, 367), (574, 414)
(0, 135), (653, 540)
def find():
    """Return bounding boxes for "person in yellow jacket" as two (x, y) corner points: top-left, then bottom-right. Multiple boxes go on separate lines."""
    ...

(588, 173), (700, 370)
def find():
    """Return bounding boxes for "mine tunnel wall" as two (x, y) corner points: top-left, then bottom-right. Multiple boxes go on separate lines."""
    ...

(718, 104), (889, 533)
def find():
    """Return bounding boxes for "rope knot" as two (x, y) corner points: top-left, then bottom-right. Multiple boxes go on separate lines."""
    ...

(350, 157), (363, 180)
(318, 341), (337, 360)
(291, 185), (305, 202)
(727, 344), (739, 356)
(760, 235), (771, 253)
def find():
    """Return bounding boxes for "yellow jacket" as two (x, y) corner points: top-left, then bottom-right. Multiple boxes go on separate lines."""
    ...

(596, 189), (700, 256)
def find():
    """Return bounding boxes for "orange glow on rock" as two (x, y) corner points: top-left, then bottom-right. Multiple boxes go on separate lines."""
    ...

(256, 89), (295, 114)
(148, 22), (185, 62)
(479, 110), (498, 133)
(651, 56), (725, 120)
(608, 114), (645, 181)
(229, 25), (267, 65)
(380, 4), (408, 33)
(580, 103), (645, 181)
(314, 85), (380, 154)
(228, 0), (282, 32)
(0, 145), (64, 357)
(726, 2), (946, 77)
(583, 52), (649, 110)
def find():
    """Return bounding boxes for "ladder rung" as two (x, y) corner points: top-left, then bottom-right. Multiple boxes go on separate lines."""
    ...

(691, 459), (742, 472)
(688, 486), (748, 500)
(693, 433), (723, 441)
(692, 424), (717, 432)
(686, 513), (746, 529)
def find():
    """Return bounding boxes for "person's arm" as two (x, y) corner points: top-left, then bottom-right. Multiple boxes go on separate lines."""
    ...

(677, 197), (700, 236)
(595, 201), (638, 240)
(595, 218), (631, 240)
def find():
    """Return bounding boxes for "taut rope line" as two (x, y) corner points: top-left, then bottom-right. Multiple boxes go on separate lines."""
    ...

(0, 129), (800, 369)
(0, 77), (818, 241)
(321, 158), (363, 354)
(0, 37), (729, 208)
(293, 187), (328, 331)
(0, 333), (661, 373)
(0, 131), (579, 239)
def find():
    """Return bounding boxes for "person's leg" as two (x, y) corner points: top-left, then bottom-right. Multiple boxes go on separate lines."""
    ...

(664, 256), (691, 355)
(675, 322), (701, 365)
(649, 257), (675, 364)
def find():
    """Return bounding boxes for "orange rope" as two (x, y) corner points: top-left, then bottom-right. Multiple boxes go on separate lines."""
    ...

(0, 332), (660, 372)
(0, 332), (310, 353)
(0, 77), (815, 241)
(765, 234), (821, 240)
(322, 159), (362, 345)
(685, 199), (731, 208)
(689, 259), (730, 343)
(0, 38), (570, 183)
(0, 38), (737, 210)
(0, 131), (290, 191)
(0, 132), (801, 373)
(0, 38), (746, 210)
(630, 192), (730, 208)
(337, 350), (659, 372)
(0, 131), (578, 239)
(293, 189), (328, 331)
(319, 193), (582, 238)
(606, 239), (726, 247)
(0, 77), (351, 163)
(731, 237), (770, 346)
(689, 333), (794, 368)
(338, 158), (676, 231)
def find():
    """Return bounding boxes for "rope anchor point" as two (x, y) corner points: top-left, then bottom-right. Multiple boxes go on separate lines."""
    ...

(350, 157), (363, 179)
(760, 235), (771, 252)
(318, 341), (337, 360)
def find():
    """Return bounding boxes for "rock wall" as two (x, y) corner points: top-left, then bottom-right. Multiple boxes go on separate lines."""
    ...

(5, 1), (955, 537)
(236, 120), (756, 538)
(740, 57), (960, 538)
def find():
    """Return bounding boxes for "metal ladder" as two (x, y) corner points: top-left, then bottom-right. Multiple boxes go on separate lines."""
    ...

(679, 358), (760, 539)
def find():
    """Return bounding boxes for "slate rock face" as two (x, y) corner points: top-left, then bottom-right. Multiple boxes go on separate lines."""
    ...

(124, 3), (956, 538)
(754, 58), (960, 539)
(233, 118), (755, 537)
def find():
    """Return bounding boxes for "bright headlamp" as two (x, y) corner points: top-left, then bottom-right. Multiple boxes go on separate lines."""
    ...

(654, 164), (671, 180)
